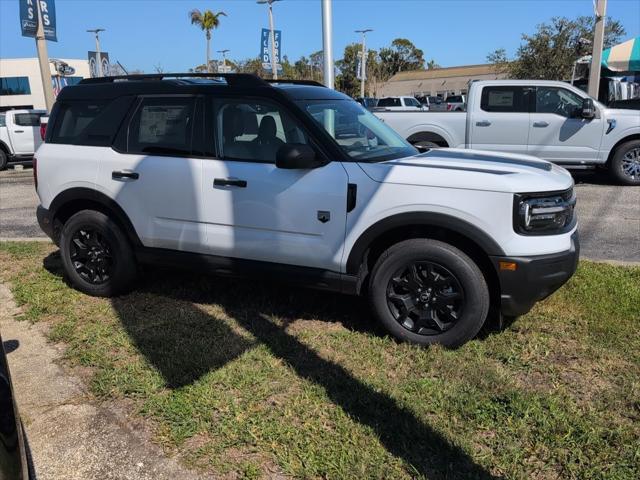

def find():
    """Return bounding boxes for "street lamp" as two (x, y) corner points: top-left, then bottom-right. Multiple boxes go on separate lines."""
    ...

(257, 0), (281, 80)
(87, 28), (106, 77)
(217, 49), (230, 73)
(322, 0), (334, 89)
(355, 28), (373, 98)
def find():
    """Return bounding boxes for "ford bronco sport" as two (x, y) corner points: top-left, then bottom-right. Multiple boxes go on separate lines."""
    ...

(35, 73), (579, 347)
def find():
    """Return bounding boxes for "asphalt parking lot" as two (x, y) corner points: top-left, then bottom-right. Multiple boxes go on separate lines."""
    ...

(1, 166), (639, 263)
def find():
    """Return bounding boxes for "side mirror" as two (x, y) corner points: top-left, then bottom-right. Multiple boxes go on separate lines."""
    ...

(581, 98), (596, 119)
(276, 144), (324, 169)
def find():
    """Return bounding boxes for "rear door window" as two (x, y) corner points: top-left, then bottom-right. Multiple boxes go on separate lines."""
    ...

(480, 86), (530, 113)
(127, 97), (196, 155)
(14, 112), (45, 126)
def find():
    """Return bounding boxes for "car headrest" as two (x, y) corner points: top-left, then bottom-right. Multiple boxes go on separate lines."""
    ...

(258, 115), (277, 139)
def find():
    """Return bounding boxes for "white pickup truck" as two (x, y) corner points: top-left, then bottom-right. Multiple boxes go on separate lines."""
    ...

(0, 109), (47, 170)
(375, 80), (640, 185)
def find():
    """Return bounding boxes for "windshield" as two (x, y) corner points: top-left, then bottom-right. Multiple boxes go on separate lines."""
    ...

(298, 99), (417, 162)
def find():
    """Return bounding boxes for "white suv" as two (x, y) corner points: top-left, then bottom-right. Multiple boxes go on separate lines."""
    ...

(35, 74), (579, 347)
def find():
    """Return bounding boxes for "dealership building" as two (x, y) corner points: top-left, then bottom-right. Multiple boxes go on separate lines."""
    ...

(378, 63), (508, 98)
(0, 57), (90, 111)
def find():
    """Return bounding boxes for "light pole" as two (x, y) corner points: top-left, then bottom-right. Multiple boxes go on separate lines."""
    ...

(35, 0), (55, 111)
(588, 0), (607, 99)
(87, 28), (105, 77)
(321, 0), (334, 89)
(355, 29), (373, 98)
(217, 49), (230, 72)
(257, 0), (281, 80)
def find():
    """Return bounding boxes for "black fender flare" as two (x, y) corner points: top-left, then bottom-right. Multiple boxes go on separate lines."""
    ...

(345, 211), (505, 274)
(49, 187), (142, 247)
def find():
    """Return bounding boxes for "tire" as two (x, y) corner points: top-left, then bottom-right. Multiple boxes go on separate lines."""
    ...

(368, 239), (490, 348)
(414, 140), (440, 151)
(59, 210), (137, 297)
(0, 150), (8, 171)
(609, 140), (640, 186)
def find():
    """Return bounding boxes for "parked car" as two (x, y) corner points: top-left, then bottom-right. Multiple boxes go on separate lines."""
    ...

(444, 94), (466, 111)
(377, 96), (427, 111)
(355, 97), (378, 110)
(419, 95), (446, 111)
(1, 332), (30, 480)
(0, 110), (47, 170)
(374, 80), (640, 185)
(39, 115), (49, 142)
(36, 73), (578, 347)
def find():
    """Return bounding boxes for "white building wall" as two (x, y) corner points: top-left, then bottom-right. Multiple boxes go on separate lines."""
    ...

(0, 58), (91, 111)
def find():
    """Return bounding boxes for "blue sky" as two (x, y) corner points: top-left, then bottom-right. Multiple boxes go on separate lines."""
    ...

(1, 0), (639, 73)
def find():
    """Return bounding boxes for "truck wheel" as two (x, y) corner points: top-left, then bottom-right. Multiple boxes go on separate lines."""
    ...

(0, 150), (7, 171)
(610, 140), (640, 185)
(368, 239), (489, 348)
(59, 210), (137, 297)
(414, 141), (440, 151)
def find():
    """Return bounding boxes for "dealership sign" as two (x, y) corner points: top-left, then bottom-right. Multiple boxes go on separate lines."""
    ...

(260, 28), (282, 72)
(20, 0), (57, 42)
(88, 51), (110, 78)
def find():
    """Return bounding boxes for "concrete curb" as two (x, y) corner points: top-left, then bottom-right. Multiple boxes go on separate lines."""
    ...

(0, 237), (50, 242)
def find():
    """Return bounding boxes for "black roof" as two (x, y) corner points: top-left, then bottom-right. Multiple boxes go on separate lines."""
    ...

(58, 73), (349, 102)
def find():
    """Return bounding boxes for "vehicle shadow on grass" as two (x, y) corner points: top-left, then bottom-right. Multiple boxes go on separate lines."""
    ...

(43, 253), (500, 479)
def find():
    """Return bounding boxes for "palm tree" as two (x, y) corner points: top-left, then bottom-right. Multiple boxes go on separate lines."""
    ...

(189, 8), (227, 73)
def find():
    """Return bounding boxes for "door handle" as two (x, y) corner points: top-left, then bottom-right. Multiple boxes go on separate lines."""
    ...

(112, 170), (139, 180)
(13, 130), (24, 133)
(533, 121), (549, 127)
(214, 178), (247, 188)
(475, 120), (491, 127)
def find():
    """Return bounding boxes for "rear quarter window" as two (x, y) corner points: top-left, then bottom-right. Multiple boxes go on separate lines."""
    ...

(14, 113), (44, 126)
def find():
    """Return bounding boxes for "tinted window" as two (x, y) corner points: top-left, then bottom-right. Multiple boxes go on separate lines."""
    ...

(128, 97), (195, 155)
(52, 102), (107, 143)
(0, 114), (5, 127)
(14, 113), (45, 126)
(536, 87), (583, 117)
(215, 98), (308, 163)
(480, 87), (529, 113)
(378, 98), (401, 107)
(0, 77), (31, 96)
(446, 95), (463, 103)
(404, 98), (421, 107)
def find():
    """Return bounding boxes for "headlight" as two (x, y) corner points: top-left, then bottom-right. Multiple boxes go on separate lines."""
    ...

(514, 188), (576, 235)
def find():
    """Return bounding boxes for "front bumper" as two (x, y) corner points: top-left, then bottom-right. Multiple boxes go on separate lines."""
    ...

(491, 232), (580, 317)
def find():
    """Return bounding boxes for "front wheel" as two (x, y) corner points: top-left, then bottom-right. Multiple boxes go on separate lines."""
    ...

(368, 239), (489, 348)
(59, 210), (137, 297)
(610, 140), (640, 185)
(0, 150), (8, 171)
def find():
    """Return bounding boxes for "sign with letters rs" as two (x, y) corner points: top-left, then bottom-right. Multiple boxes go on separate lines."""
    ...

(20, 0), (57, 42)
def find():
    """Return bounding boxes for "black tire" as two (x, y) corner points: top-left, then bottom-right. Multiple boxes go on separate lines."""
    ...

(59, 210), (137, 297)
(609, 140), (640, 185)
(0, 150), (8, 171)
(414, 140), (440, 151)
(368, 239), (489, 348)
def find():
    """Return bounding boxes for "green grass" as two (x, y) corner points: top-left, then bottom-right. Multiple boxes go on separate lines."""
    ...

(1, 241), (639, 479)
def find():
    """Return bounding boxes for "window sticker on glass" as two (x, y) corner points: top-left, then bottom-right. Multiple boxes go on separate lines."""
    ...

(488, 91), (514, 107)
(138, 105), (187, 144)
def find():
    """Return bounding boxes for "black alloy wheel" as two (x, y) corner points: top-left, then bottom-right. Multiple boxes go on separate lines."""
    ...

(387, 261), (464, 335)
(69, 228), (114, 285)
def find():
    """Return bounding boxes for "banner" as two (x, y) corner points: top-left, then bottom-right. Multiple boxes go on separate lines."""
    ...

(20, 0), (57, 42)
(260, 28), (282, 72)
(88, 51), (110, 78)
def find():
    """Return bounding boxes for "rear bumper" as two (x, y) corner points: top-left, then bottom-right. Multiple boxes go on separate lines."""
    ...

(491, 232), (580, 317)
(36, 205), (56, 241)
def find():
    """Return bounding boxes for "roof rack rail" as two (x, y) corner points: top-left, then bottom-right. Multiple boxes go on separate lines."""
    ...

(79, 73), (268, 88)
(265, 79), (326, 87)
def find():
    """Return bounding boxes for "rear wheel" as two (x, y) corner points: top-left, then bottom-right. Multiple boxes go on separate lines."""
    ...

(0, 150), (7, 171)
(368, 239), (489, 347)
(414, 140), (440, 151)
(610, 140), (640, 185)
(59, 210), (137, 297)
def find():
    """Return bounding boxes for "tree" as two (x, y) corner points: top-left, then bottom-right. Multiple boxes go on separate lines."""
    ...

(189, 8), (227, 73)
(486, 48), (509, 75)
(378, 38), (425, 78)
(505, 16), (625, 80)
(426, 59), (440, 70)
(335, 43), (380, 97)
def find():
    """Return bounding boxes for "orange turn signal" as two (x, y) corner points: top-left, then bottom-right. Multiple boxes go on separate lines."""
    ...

(499, 261), (518, 271)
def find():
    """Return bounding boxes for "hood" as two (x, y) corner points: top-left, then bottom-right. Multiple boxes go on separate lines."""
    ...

(604, 107), (640, 119)
(357, 148), (574, 193)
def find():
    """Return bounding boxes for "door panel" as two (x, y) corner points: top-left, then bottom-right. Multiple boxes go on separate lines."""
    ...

(528, 86), (605, 163)
(470, 86), (531, 155)
(10, 112), (43, 154)
(201, 159), (348, 271)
